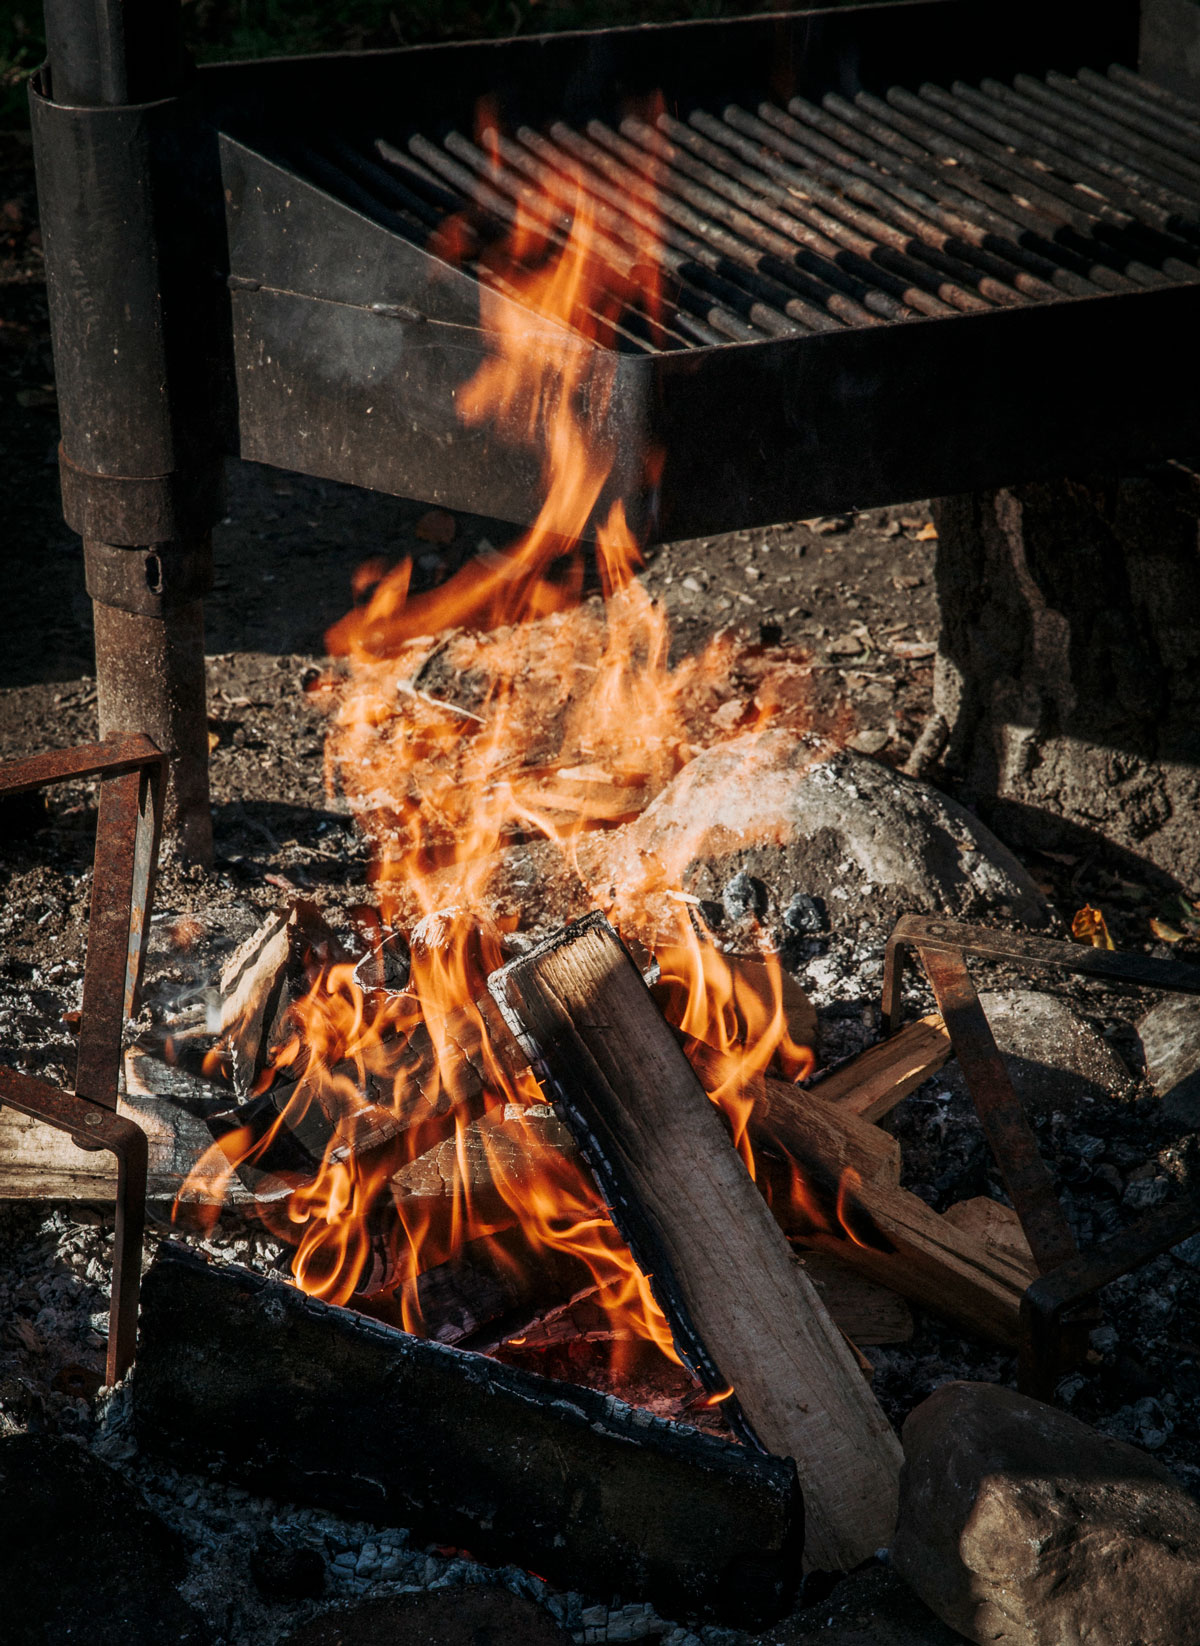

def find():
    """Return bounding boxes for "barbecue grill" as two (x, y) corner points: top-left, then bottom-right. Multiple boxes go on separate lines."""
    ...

(29, 0), (1200, 852)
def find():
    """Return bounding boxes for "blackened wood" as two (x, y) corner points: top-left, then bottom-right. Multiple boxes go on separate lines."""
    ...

(488, 912), (902, 1571)
(134, 1245), (802, 1627)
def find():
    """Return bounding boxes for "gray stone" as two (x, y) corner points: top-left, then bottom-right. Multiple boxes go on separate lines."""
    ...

(892, 1381), (1200, 1646)
(1138, 995), (1200, 1128)
(594, 734), (1048, 934)
(940, 989), (1132, 1117)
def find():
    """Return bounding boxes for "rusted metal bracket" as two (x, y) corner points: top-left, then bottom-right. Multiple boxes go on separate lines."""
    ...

(882, 914), (1200, 1398)
(0, 734), (165, 1382)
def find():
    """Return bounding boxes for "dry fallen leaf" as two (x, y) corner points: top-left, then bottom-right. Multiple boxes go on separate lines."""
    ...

(1150, 918), (1186, 944)
(1072, 904), (1114, 949)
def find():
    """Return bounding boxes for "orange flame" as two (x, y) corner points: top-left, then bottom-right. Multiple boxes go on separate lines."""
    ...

(177, 101), (846, 1396)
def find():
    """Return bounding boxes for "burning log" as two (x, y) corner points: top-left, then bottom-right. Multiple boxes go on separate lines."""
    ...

(134, 1243), (803, 1628)
(487, 912), (903, 1572)
(218, 903), (338, 1094)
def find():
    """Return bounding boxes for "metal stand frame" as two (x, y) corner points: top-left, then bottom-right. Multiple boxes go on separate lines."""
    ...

(32, 0), (218, 861)
(0, 736), (165, 1383)
(883, 914), (1200, 1398)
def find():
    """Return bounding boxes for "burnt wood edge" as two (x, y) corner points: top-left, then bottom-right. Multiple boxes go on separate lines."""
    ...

(134, 1243), (804, 1626)
(487, 911), (760, 1446)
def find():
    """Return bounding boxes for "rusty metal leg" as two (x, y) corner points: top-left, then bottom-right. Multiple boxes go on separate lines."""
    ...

(920, 945), (1079, 1276)
(0, 735), (164, 1380)
(109, 1122), (148, 1382)
(93, 594), (212, 865)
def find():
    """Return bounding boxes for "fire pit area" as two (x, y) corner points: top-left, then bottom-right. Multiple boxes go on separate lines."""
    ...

(5, 0), (1200, 1642)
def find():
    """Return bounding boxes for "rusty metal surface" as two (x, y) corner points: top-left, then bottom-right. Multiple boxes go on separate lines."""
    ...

(919, 944), (1080, 1276)
(0, 733), (162, 798)
(76, 767), (151, 1109)
(0, 735), (164, 1381)
(883, 913), (1200, 1031)
(882, 913), (1200, 1397)
(0, 1067), (148, 1383)
(1020, 1191), (1200, 1399)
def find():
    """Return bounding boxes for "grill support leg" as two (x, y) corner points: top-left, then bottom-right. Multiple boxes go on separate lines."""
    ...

(32, 0), (218, 862)
(93, 598), (212, 866)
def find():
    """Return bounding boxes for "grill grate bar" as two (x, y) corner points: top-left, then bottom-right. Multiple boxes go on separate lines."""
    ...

(968, 77), (1200, 220)
(1070, 68), (1200, 156)
(512, 122), (835, 339)
(757, 99), (1101, 299)
(604, 113), (973, 317)
(873, 86), (1189, 290)
(443, 127), (809, 343)
(679, 106), (1032, 307)
(485, 124), (828, 339)
(1108, 63), (1200, 125)
(793, 93), (1135, 294)
(404, 131), (717, 348)
(271, 60), (1200, 353)
(581, 116), (940, 321)
(1031, 72), (1200, 184)
(540, 119), (894, 328)
(949, 82), (1200, 278)
(924, 81), (1197, 246)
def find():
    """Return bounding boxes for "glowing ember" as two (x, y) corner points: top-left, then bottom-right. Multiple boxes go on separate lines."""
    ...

(178, 104), (859, 1395)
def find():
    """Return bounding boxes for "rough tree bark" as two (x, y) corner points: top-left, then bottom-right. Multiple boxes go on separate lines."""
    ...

(931, 463), (1200, 887)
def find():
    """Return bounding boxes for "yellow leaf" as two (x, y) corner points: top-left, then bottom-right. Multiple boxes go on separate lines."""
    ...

(1071, 904), (1114, 949)
(915, 522), (938, 541)
(1150, 918), (1186, 944)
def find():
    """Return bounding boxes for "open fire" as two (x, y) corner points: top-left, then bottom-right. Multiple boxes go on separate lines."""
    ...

(176, 102), (854, 1395)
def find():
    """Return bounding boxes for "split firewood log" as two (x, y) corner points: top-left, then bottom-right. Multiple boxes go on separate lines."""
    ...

(488, 912), (903, 1572)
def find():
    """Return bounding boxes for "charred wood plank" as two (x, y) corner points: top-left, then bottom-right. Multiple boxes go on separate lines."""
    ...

(134, 1244), (803, 1628)
(488, 913), (902, 1571)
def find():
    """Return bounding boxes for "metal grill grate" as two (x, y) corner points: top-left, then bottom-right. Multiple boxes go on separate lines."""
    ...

(274, 62), (1200, 353)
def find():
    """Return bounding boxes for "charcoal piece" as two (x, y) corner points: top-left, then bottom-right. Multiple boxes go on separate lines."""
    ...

(783, 893), (828, 935)
(0, 1433), (209, 1646)
(250, 1530), (327, 1602)
(276, 1588), (571, 1646)
(134, 1244), (803, 1628)
(722, 869), (768, 923)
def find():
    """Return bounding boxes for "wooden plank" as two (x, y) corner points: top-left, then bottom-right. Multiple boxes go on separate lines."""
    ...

(801, 1178), (1035, 1348)
(807, 1014), (951, 1122)
(135, 1243), (804, 1630)
(489, 912), (902, 1572)
(942, 1195), (1035, 1266)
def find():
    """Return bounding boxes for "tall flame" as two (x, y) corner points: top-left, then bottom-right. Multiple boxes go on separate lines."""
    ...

(178, 104), (855, 1391)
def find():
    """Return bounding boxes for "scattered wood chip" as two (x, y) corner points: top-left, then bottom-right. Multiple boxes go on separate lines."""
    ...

(890, 639), (937, 661)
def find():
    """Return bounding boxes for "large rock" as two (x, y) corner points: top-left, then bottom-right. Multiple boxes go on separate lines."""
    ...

(588, 734), (1047, 935)
(1138, 995), (1200, 1129)
(891, 1381), (1200, 1646)
(940, 989), (1132, 1117)
(0, 1433), (209, 1646)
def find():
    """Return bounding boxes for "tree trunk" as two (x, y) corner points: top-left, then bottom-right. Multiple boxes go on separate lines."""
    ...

(931, 463), (1200, 887)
